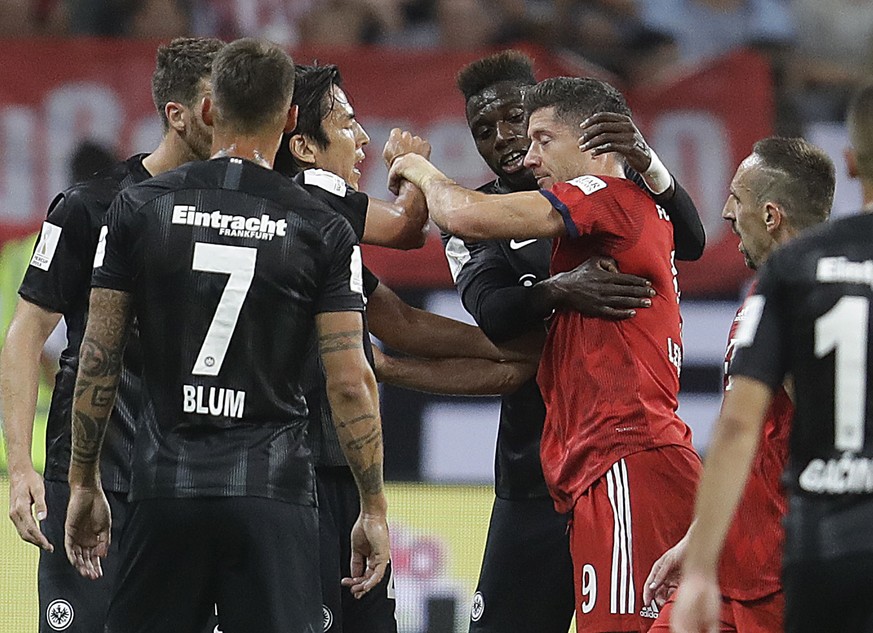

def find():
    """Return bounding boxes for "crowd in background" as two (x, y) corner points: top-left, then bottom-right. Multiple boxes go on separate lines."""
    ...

(1, 0), (872, 133)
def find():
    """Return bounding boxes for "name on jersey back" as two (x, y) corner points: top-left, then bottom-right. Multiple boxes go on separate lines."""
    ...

(172, 204), (286, 241)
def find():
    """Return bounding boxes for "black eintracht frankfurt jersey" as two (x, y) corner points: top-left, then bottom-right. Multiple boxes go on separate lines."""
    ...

(92, 158), (365, 505)
(293, 169), (378, 467)
(18, 154), (151, 492)
(442, 174), (704, 500)
(731, 212), (873, 560)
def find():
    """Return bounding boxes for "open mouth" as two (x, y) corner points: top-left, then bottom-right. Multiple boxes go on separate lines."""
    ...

(500, 150), (526, 174)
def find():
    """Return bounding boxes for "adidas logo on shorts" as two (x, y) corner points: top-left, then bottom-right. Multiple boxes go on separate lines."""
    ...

(639, 601), (660, 619)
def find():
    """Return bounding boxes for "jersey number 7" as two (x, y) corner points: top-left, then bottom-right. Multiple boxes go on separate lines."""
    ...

(191, 242), (257, 376)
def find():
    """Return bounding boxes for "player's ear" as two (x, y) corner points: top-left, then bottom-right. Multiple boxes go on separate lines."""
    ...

(165, 101), (186, 133)
(284, 104), (298, 134)
(201, 96), (215, 128)
(846, 147), (859, 179)
(764, 202), (783, 233)
(289, 133), (317, 168)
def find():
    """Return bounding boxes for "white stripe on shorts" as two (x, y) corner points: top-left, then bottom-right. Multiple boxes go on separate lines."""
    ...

(605, 459), (635, 615)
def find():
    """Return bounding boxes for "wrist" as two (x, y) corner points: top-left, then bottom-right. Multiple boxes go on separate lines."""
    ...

(530, 276), (565, 316)
(642, 149), (672, 196)
(360, 493), (388, 517)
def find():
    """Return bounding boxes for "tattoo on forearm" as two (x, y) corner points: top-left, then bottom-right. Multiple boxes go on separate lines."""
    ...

(90, 385), (116, 408)
(71, 411), (105, 466)
(357, 464), (384, 496)
(345, 427), (382, 452)
(318, 330), (361, 355)
(335, 413), (376, 430)
(320, 341), (361, 354)
(79, 338), (123, 377)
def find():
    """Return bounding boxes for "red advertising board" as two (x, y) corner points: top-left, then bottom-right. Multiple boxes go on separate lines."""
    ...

(0, 41), (771, 296)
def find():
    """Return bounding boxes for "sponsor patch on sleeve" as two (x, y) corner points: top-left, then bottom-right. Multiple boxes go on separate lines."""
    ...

(349, 245), (364, 297)
(304, 169), (348, 197)
(29, 222), (63, 271)
(567, 175), (607, 195)
(92, 225), (108, 268)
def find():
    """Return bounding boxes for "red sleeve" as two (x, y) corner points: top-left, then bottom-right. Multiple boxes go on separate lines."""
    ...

(540, 176), (646, 251)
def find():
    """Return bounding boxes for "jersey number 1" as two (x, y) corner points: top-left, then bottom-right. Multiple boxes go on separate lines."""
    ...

(191, 242), (257, 376)
(815, 296), (869, 451)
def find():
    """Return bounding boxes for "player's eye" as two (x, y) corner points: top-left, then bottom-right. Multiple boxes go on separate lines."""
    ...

(475, 128), (493, 142)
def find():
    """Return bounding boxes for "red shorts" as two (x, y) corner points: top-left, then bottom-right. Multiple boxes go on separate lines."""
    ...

(649, 591), (784, 633)
(569, 445), (700, 633)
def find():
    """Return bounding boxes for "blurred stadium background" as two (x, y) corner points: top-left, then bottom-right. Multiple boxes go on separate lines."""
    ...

(2, 0), (872, 631)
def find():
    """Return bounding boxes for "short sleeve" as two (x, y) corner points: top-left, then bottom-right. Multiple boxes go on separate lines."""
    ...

(362, 265), (379, 298)
(296, 169), (368, 240)
(729, 256), (790, 390)
(18, 191), (97, 313)
(91, 194), (141, 292)
(314, 216), (367, 315)
(543, 176), (644, 249)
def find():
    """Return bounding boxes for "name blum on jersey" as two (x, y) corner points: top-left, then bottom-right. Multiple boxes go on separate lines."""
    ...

(172, 205), (286, 241)
(817, 256), (873, 287)
(183, 385), (246, 418)
(799, 452), (873, 494)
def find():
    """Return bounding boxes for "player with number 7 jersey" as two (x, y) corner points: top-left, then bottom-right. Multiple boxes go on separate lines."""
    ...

(94, 157), (364, 504)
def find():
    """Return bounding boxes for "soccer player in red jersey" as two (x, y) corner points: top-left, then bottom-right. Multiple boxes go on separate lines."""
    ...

(644, 138), (835, 633)
(390, 76), (700, 633)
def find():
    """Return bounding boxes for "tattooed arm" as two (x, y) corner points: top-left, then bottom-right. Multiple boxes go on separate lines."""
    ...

(64, 287), (132, 580)
(315, 310), (389, 599)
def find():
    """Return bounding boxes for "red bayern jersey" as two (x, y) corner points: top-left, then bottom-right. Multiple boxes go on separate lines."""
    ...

(537, 174), (695, 513)
(719, 286), (792, 601)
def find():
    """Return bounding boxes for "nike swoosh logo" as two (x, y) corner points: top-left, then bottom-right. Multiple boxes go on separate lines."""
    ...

(509, 239), (537, 250)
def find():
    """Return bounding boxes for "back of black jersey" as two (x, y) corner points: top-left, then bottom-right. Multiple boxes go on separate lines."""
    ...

(93, 158), (365, 503)
(731, 213), (873, 557)
(18, 154), (151, 492)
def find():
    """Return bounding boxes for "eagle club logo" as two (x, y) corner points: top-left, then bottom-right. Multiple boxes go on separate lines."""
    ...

(46, 599), (74, 631)
(470, 591), (485, 622)
(322, 605), (333, 631)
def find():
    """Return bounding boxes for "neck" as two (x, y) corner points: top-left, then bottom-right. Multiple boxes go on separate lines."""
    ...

(210, 131), (280, 169)
(587, 154), (626, 180)
(142, 131), (198, 177)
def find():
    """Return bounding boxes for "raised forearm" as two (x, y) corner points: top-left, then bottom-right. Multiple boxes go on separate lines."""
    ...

(364, 181), (430, 250)
(69, 289), (131, 488)
(378, 354), (536, 395)
(1, 302), (61, 471)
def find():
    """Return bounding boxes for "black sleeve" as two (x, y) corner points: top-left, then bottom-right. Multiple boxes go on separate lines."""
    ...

(295, 169), (368, 240)
(444, 234), (547, 343)
(362, 265), (379, 298)
(18, 190), (98, 313)
(626, 169), (706, 261)
(91, 193), (141, 292)
(728, 256), (790, 389)
(314, 216), (367, 315)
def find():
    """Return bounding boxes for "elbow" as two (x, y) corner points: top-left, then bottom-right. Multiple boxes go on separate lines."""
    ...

(675, 228), (706, 262)
(393, 222), (430, 250)
(326, 371), (374, 406)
